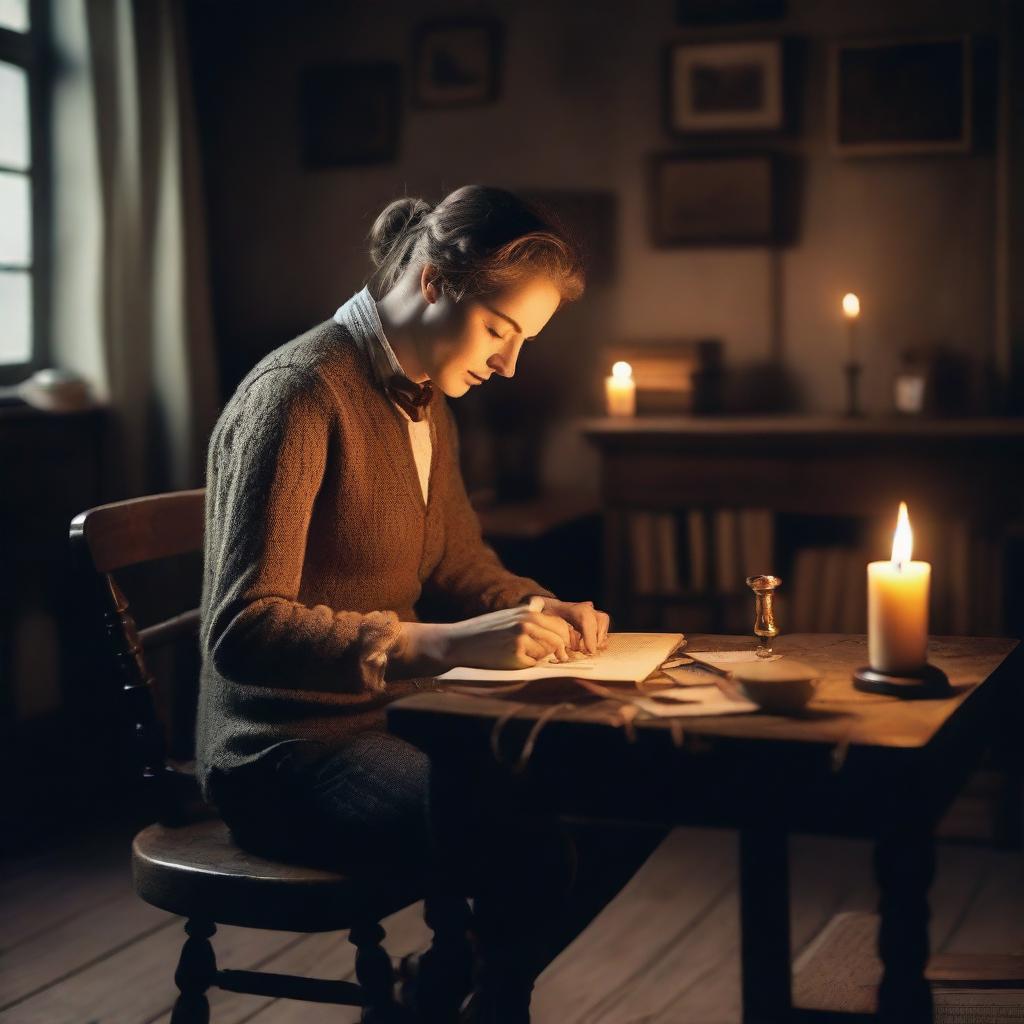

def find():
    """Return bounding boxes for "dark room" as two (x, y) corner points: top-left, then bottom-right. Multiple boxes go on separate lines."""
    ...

(2, 1), (1023, 1021)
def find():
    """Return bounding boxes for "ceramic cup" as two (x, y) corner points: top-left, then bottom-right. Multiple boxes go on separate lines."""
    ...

(730, 659), (820, 714)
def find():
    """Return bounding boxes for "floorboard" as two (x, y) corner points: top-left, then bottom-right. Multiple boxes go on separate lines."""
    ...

(2, 820), (1021, 1024)
(0, 888), (170, 1008)
(532, 828), (735, 1023)
(940, 849), (1024, 955)
(0, 827), (136, 952)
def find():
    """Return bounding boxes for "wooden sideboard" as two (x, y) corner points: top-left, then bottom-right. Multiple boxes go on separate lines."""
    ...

(581, 416), (1024, 635)
(0, 403), (106, 845)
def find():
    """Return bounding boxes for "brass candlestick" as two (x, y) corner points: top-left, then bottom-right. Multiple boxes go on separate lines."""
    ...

(746, 575), (781, 658)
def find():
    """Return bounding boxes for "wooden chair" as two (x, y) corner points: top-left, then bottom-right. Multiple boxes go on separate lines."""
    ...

(69, 489), (432, 1023)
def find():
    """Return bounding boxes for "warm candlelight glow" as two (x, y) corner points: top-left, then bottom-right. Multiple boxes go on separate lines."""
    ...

(868, 500), (930, 674)
(891, 501), (913, 567)
(605, 361), (636, 417)
(842, 293), (860, 319)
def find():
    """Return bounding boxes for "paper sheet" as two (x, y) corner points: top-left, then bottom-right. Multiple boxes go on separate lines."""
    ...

(435, 632), (685, 684)
(695, 651), (783, 666)
(661, 650), (781, 687)
(632, 684), (758, 718)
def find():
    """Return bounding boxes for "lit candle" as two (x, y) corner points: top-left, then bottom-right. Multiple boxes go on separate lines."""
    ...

(867, 502), (930, 674)
(605, 360), (636, 417)
(842, 292), (860, 363)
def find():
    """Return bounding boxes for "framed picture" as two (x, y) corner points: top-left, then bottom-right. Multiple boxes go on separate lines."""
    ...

(300, 63), (400, 167)
(831, 37), (972, 156)
(413, 18), (501, 108)
(650, 154), (775, 246)
(668, 40), (784, 134)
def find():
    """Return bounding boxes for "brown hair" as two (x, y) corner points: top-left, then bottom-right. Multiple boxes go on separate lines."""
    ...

(367, 185), (585, 306)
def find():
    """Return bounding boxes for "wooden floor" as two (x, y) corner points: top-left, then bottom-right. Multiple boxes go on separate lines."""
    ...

(1, 820), (1022, 1024)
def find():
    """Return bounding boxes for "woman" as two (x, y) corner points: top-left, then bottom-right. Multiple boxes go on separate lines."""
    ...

(196, 185), (646, 1022)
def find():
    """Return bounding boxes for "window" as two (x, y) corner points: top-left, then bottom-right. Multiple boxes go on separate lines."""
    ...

(1, 0), (46, 380)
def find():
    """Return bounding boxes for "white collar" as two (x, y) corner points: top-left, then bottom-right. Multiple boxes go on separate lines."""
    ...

(334, 286), (407, 385)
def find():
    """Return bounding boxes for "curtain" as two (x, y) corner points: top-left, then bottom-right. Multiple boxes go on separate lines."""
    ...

(50, 0), (218, 496)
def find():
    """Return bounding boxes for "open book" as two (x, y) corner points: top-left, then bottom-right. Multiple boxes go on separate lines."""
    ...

(435, 632), (685, 684)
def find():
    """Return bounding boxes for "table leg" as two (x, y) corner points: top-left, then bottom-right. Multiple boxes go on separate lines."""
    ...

(874, 830), (935, 1023)
(739, 825), (792, 1024)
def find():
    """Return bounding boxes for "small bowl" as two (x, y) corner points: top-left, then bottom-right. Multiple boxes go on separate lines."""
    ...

(731, 659), (820, 714)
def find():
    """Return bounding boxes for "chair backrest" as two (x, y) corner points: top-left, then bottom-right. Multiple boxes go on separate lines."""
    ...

(70, 489), (205, 824)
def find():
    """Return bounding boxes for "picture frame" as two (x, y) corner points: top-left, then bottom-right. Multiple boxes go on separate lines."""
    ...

(830, 36), (972, 156)
(668, 40), (784, 134)
(650, 154), (776, 246)
(412, 18), (501, 108)
(299, 62), (400, 168)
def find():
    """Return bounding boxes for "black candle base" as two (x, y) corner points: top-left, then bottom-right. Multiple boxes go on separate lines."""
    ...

(853, 664), (952, 700)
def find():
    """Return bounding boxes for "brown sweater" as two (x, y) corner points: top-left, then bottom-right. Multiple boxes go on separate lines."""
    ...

(196, 307), (555, 800)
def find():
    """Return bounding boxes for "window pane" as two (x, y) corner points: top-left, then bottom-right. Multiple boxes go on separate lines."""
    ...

(0, 0), (29, 32)
(0, 271), (31, 364)
(0, 171), (30, 265)
(0, 62), (30, 170)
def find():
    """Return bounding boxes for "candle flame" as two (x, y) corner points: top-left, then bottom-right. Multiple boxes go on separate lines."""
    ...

(891, 501), (913, 567)
(611, 360), (633, 380)
(842, 293), (860, 319)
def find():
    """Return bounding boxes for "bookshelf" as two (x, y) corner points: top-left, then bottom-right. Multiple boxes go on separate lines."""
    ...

(581, 416), (1024, 636)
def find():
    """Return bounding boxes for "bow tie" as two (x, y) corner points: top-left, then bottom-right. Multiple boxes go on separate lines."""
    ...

(384, 373), (433, 421)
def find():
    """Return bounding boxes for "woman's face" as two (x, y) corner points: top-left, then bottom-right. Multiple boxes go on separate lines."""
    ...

(421, 272), (562, 397)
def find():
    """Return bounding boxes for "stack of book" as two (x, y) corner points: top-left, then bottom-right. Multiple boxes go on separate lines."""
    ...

(788, 547), (869, 634)
(626, 508), (775, 597)
(624, 511), (1003, 636)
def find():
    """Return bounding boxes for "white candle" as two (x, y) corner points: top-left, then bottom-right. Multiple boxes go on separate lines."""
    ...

(605, 361), (636, 417)
(867, 502), (930, 674)
(842, 292), (860, 364)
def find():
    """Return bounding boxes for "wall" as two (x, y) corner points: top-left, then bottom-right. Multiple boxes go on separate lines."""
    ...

(187, 0), (1005, 496)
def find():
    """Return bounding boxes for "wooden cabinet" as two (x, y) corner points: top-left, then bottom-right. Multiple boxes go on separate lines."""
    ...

(0, 405), (105, 722)
(582, 416), (1024, 636)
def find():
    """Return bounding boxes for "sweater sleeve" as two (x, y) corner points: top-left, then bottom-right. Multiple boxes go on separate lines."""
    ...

(425, 401), (557, 618)
(202, 367), (402, 694)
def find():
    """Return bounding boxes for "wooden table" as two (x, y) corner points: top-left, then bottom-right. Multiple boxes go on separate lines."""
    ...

(387, 633), (1022, 1023)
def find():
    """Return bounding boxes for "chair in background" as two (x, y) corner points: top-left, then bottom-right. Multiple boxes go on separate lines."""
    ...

(70, 489), (464, 1023)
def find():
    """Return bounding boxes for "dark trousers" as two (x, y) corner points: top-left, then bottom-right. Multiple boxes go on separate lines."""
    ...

(208, 731), (664, 1016)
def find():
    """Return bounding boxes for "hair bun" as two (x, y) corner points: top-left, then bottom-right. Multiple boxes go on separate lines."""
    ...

(366, 185), (584, 304)
(368, 197), (432, 269)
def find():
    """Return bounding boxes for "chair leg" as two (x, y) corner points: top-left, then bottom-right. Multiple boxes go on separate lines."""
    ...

(170, 918), (217, 1024)
(350, 919), (402, 1023)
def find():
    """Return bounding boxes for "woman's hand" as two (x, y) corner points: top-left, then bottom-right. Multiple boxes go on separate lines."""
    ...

(441, 602), (576, 669)
(386, 598), (609, 680)
(526, 596), (610, 655)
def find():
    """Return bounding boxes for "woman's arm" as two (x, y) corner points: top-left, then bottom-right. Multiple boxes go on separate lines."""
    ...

(202, 366), (402, 694)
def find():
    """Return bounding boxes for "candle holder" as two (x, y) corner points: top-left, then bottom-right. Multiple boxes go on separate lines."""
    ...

(843, 361), (863, 417)
(746, 575), (781, 658)
(853, 663), (952, 700)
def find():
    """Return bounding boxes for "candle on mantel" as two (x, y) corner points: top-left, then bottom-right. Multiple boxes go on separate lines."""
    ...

(842, 292), (860, 363)
(605, 360), (636, 417)
(867, 502), (930, 674)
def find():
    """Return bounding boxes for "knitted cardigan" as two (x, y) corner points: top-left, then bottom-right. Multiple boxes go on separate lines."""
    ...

(195, 308), (555, 800)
